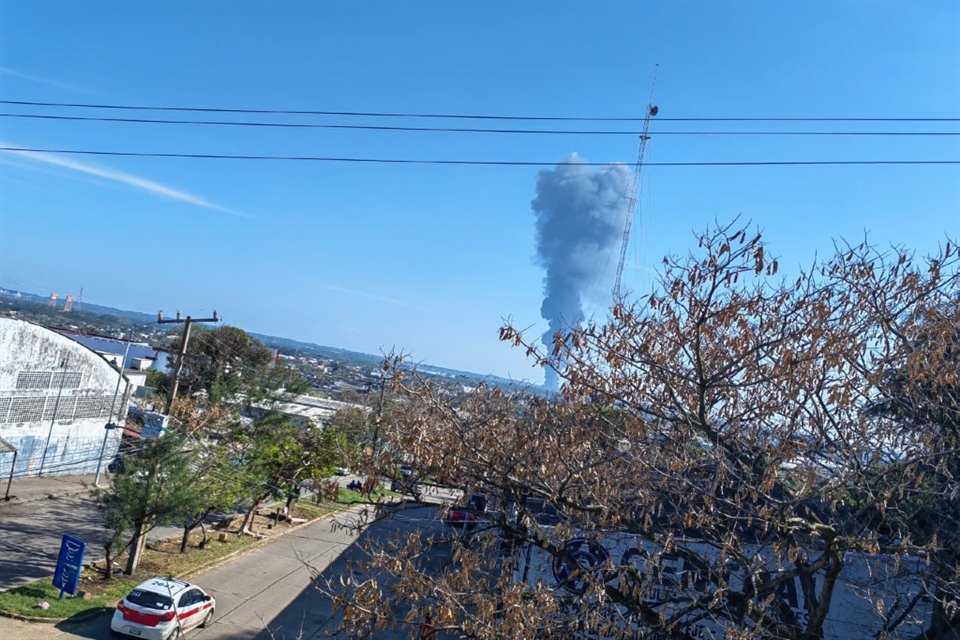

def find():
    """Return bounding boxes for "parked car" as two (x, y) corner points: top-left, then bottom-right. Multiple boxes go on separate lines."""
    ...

(107, 455), (125, 474)
(445, 507), (479, 528)
(444, 493), (488, 529)
(391, 477), (412, 492)
(334, 467), (350, 476)
(111, 577), (215, 639)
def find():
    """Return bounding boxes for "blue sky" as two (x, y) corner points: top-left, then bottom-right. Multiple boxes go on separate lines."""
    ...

(1, 1), (958, 382)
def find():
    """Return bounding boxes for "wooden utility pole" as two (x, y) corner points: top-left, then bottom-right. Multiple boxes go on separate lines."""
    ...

(119, 311), (217, 577)
(158, 310), (219, 415)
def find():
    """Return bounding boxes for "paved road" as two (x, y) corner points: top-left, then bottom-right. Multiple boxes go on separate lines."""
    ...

(0, 472), (457, 592)
(0, 494), (184, 591)
(0, 502), (449, 640)
(0, 494), (111, 591)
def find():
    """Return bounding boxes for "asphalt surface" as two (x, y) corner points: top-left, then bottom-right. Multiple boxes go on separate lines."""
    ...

(0, 494), (111, 591)
(0, 494), (184, 591)
(0, 501), (451, 640)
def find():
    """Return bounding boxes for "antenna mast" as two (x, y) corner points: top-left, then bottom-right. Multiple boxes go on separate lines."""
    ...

(613, 67), (659, 302)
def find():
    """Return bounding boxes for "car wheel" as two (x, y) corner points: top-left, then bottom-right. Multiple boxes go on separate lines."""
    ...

(201, 609), (214, 628)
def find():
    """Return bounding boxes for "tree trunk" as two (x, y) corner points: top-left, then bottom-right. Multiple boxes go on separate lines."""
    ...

(126, 449), (160, 575)
(928, 583), (960, 639)
(241, 493), (268, 533)
(180, 524), (193, 554)
(125, 521), (147, 576)
(198, 520), (208, 549)
(104, 541), (114, 580)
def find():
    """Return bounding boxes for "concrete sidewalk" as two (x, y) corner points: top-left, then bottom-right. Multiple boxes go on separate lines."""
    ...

(0, 473), (106, 507)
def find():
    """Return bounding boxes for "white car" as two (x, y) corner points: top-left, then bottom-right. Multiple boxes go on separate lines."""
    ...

(111, 577), (215, 639)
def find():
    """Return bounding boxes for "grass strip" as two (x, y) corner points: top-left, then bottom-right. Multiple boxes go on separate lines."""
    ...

(0, 532), (258, 621)
(0, 489), (368, 621)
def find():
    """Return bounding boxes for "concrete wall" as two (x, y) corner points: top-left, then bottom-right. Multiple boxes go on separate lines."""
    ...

(0, 318), (127, 477)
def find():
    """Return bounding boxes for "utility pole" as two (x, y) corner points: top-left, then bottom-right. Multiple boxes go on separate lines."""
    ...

(158, 310), (219, 415)
(94, 341), (131, 487)
(122, 311), (216, 578)
(38, 354), (71, 477)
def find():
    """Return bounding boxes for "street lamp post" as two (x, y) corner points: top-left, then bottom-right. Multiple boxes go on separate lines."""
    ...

(95, 342), (132, 487)
(38, 354), (71, 477)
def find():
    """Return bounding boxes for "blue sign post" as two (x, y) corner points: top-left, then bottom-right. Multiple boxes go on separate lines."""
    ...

(52, 534), (87, 599)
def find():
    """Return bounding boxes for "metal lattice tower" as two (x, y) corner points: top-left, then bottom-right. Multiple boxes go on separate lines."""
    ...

(613, 69), (659, 303)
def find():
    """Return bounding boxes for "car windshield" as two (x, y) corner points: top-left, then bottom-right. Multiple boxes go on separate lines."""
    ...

(126, 589), (174, 610)
(468, 494), (487, 511)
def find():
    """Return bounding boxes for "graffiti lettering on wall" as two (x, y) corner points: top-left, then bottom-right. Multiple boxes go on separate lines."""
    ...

(520, 533), (932, 639)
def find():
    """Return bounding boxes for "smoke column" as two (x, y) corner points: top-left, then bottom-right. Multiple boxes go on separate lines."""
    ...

(532, 155), (631, 390)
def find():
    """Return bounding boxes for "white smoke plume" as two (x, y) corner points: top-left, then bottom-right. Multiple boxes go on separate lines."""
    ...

(532, 154), (631, 390)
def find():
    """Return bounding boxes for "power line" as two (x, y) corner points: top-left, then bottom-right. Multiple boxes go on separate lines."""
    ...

(2, 99), (958, 123)
(3, 112), (959, 136)
(1, 146), (957, 167)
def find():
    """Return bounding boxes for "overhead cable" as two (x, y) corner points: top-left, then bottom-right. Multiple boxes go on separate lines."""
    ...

(2, 99), (958, 123)
(3, 112), (958, 136)
(1, 146), (957, 167)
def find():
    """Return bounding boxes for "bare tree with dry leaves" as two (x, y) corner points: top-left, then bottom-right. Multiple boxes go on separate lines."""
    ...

(322, 221), (958, 640)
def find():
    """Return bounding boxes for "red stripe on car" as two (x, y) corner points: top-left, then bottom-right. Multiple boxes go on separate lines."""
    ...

(178, 601), (213, 621)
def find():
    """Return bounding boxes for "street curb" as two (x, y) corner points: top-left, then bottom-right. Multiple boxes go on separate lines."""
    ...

(175, 504), (356, 581)
(0, 605), (113, 625)
(0, 501), (365, 625)
(0, 611), (61, 624)
(0, 486), (96, 507)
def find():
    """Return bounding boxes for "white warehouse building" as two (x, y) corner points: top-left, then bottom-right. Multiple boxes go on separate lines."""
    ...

(0, 318), (128, 478)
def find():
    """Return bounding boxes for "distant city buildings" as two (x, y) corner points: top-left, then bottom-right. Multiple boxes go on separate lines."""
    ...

(242, 393), (370, 429)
